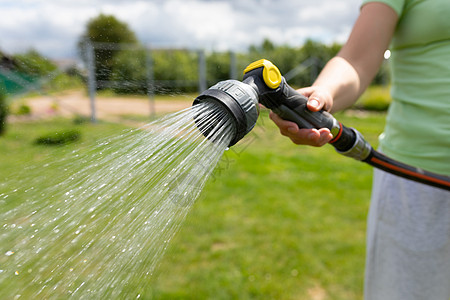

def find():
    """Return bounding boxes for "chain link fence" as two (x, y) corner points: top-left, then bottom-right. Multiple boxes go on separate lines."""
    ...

(80, 41), (241, 122)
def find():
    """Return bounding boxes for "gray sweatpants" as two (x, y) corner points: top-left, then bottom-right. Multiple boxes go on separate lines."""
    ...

(364, 169), (450, 300)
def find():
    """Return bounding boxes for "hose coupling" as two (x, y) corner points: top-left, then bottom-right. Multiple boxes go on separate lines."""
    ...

(335, 128), (372, 161)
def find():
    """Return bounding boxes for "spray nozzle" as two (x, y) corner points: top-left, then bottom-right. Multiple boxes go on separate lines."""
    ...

(193, 79), (259, 146)
(193, 59), (367, 158)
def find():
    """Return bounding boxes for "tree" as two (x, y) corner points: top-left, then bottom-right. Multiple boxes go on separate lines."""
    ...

(246, 38), (342, 87)
(206, 51), (231, 85)
(0, 90), (8, 135)
(110, 48), (148, 94)
(78, 14), (138, 89)
(152, 49), (198, 93)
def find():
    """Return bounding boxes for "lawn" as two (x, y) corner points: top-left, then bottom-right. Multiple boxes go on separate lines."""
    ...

(0, 110), (386, 299)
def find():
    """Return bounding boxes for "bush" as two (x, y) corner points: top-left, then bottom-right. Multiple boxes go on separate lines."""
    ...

(13, 49), (57, 77)
(0, 91), (8, 135)
(72, 115), (90, 124)
(35, 129), (81, 145)
(15, 103), (32, 115)
(354, 85), (391, 111)
(44, 72), (84, 92)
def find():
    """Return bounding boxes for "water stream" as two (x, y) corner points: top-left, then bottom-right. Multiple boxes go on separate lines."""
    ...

(0, 102), (234, 298)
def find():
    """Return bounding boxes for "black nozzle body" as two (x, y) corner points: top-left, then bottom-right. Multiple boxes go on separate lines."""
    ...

(193, 80), (259, 146)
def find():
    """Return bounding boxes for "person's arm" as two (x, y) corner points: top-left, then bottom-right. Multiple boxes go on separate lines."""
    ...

(270, 2), (398, 146)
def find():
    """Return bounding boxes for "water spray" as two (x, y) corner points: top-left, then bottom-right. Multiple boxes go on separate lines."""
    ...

(193, 59), (450, 191)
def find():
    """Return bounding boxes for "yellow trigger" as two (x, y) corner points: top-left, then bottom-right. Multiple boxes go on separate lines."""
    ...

(243, 59), (282, 89)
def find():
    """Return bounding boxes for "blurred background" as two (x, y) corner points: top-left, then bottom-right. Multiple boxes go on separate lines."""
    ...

(1, 1), (392, 299)
(0, 0), (390, 124)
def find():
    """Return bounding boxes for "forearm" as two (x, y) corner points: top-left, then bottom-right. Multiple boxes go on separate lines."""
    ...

(311, 2), (398, 114)
(271, 2), (398, 147)
(311, 56), (362, 113)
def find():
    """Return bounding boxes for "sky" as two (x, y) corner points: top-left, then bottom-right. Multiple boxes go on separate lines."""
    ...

(0, 0), (362, 60)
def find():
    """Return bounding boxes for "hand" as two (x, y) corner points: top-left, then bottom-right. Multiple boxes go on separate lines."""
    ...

(268, 86), (334, 147)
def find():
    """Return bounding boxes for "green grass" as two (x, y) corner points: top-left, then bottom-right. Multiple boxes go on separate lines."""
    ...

(149, 110), (384, 300)
(0, 110), (386, 299)
(0, 118), (128, 172)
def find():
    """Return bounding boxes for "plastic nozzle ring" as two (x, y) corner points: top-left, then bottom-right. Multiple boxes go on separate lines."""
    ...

(243, 59), (282, 89)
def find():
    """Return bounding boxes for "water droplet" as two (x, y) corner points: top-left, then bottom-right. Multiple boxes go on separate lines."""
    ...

(5, 251), (15, 256)
(15, 271), (19, 275)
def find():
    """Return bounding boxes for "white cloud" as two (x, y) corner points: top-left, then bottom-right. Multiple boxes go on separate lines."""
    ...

(0, 0), (361, 59)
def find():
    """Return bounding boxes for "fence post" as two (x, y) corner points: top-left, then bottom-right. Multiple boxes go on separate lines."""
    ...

(230, 51), (238, 80)
(198, 50), (207, 92)
(146, 48), (155, 118)
(310, 58), (319, 85)
(86, 41), (97, 123)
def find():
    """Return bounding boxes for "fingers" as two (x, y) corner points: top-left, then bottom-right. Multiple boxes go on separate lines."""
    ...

(269, 111), (333, 147)
(268, 86), (334, 147)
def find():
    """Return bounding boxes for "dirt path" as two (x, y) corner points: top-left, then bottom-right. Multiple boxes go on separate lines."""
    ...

(10, 90), (193, 123)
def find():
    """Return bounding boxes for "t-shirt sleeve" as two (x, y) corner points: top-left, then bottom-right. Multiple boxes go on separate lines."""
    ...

(361, 0), (404, 16)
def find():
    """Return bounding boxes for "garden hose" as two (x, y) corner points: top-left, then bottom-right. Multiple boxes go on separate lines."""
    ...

(193, 59), (450, 191)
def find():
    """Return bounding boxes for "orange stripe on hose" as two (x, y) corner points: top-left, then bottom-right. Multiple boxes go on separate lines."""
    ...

(370, 157), (450, 188)
(329, 122), (343, 144)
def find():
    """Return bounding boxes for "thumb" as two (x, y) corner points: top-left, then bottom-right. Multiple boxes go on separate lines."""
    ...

(297, 87), (333, 112)
(307, 94), (325, 112)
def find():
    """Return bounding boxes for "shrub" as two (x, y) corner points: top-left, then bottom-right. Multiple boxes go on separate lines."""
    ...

(354, 85), (391, 111)
(35, 129), (81, 145)
(73, 115), (90, 124)
(16, 103), (32, 115)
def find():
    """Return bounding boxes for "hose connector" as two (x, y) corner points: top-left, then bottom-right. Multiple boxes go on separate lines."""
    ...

(335, 128), (372, 161)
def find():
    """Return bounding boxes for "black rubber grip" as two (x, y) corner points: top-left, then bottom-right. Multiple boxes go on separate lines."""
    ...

(278, 82), (357, 151)
(272, 104), (315, 129)
(281, 83), (336, 131)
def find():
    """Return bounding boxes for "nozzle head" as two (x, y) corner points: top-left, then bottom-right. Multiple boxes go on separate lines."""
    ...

(193, 80), (259, 146)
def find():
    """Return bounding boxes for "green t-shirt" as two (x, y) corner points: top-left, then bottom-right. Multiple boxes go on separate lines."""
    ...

(362, 0), (450, 176)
